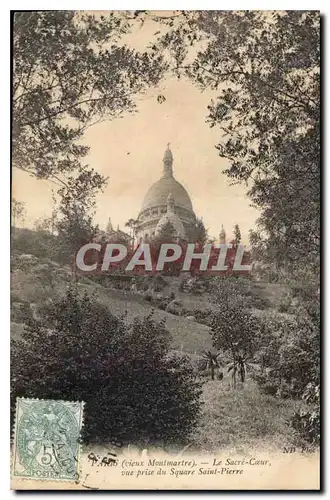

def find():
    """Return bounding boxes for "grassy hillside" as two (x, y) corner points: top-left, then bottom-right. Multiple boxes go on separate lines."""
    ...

(83, 284), (213, 354)
(11, 248), (289, 356)
(191, 378), (303, 453)
(11, 256), (212, 354)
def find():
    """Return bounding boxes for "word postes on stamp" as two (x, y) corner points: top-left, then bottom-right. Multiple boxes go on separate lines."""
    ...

(12, 398), (84, 482)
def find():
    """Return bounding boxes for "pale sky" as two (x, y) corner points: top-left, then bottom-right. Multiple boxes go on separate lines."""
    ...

(12, 13), (259, 244)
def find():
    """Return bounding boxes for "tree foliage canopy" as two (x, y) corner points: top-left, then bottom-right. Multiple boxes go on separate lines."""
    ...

(13, 11), (166, 181)
(154, 10), (320, 271)
(233, 224), (241, 245)
(13, 11), (169, 259)
(186, 217), (208, 245)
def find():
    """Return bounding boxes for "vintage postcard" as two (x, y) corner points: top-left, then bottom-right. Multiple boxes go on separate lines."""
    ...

(11, 10), (320, 490)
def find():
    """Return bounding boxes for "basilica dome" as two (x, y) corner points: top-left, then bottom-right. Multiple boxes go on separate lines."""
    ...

(135, 145), (196, 243)
(142, 176), (193, 212)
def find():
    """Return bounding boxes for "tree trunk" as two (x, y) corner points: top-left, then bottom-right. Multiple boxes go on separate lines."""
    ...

(240, 364), (245, 383)
(232, 362), (236, 389)
(231, 355), (237, 389)
(211, 364), (214, 381)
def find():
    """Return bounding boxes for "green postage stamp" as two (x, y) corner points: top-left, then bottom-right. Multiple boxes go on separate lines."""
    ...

(12, 398), (84, 481)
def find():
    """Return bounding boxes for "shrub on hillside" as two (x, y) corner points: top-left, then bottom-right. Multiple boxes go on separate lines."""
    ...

(165, 299), (183, 316)
(211, 276), (271, 310)
(290, 382), (320, 445)
(180, 308), (214, 327)
(11, 287), (202, 446)
(247, 292), (271, 310)
(210, 302), (261, 387)
(12, 228), (57, 261)
(253, 306), (319, 400)
(181, 277), (211, 295)
(157, 298), (170, 311)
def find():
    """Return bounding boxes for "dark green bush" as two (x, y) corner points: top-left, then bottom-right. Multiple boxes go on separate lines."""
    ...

(11, 287), (202, 446)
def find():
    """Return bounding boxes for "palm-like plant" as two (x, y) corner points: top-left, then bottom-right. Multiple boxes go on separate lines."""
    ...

(227, 354), (253, 388)
(202, 351), (222, 381)
(125, 218), (139, 247)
